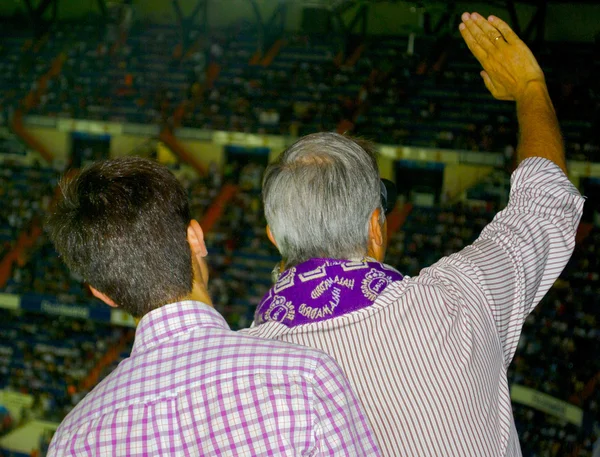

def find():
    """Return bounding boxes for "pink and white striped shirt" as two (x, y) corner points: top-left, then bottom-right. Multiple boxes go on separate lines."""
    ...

(48, 301), (380, 456)
(244, 157), (585, 457)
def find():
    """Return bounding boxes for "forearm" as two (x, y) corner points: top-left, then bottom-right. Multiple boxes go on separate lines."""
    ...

(516, 82), (567, 174)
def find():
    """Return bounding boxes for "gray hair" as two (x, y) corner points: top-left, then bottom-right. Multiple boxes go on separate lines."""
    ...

(263, 132), (383, 268)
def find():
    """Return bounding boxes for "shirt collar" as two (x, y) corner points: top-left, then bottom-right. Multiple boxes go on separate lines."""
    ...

(132, 300), (229, 354)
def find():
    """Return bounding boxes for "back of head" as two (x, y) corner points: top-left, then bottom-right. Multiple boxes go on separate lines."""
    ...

(46, 157), (193, 318)
(263, 132), (381, 268)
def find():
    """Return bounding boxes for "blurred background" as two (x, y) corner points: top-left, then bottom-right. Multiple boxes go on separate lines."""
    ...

(0, 0), (598, 455)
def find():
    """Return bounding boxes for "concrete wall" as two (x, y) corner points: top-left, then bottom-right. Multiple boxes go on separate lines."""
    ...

(109, 133), (152, 158)
(178, 139), (226, 167)
(443, 163), (494, 201)
(25, 121), (598, 195)
(25, 122), (490, 199)
(378, 155), (395, 182)
(26, 126), (69, 162)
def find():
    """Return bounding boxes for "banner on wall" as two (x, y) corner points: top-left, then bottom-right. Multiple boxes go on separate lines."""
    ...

(0, 293), (19, 310)
(57, 119), (123, 136)
(0, 293), (135, 327)
(110, 309), (137, 327)
(511, 384), (584, 427)
(19, 293), (110, 322)
(22, 115), (600, 176)
(20, 293), (96, 320)
(395, 159), (445, 206)
(0, 390), (33, 421)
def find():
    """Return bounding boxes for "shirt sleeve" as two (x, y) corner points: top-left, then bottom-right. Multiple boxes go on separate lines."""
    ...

(311, 355), (381, 456)
(420, 157), (584, 367)
(46, 428), (70, 457)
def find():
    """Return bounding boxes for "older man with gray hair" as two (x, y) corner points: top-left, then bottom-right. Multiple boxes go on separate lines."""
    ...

(243, 13), (585, 457)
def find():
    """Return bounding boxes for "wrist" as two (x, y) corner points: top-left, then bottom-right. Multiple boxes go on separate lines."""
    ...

(516, 79), (548, 103)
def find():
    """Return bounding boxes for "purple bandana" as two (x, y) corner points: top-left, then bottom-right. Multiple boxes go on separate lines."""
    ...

(255, 258), (403, 327)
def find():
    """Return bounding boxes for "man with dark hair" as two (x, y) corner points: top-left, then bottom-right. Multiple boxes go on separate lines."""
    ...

(244, 14), (585, 457)
(45, 157), (380, 456)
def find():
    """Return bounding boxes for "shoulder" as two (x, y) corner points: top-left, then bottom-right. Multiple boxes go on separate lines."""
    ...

(237, 329), (338, 373)
(49, 390), (96, 445)
(50, 366), (122, 438)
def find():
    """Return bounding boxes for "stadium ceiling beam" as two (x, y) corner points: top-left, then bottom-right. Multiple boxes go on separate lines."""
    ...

(171, 0), (208, 49)
(504, 0), (521, 34)
(51, 0), (58, 21)
(481, 0), (547, 43)
(247, 0), (265, 51)
(23, 0), (35, 15)
(422, 2), (456, 36)
(332, 2), (369, 37)
(411, 0), (547, 42)
(247, 0), (288, 53)
(96, 0), (107, 18)
(23, 0), (58, 37)
(265, 2), (287, 37)
(23, 0), (54, 19)
(521, 0), (547, 44)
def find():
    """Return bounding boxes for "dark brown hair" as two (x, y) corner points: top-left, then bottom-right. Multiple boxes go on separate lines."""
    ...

(46, 157), (193, 317)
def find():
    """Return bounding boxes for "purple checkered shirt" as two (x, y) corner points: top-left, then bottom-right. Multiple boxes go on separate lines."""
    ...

(48, 301), (380, 456)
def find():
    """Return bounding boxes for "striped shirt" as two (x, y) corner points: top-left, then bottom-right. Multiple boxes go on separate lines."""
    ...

(48, 301), (380, 457)
(244, 157), (585, 456)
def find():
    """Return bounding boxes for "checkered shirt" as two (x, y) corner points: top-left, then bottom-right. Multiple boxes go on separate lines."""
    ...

(47, 301), (380, 456)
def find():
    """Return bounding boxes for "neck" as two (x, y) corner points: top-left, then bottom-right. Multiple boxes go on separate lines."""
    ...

(279, 255), (383, 272)
(133, 286), (212, 326)
(184, 282), (213, 307)
(185, 259), (213, 306)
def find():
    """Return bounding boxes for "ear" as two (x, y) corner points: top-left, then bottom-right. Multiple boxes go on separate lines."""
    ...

(369, 208), (384, 247)
(90, 286), (118, 308)
(187, 219), (208, 258)
(266, 225), (278, 248)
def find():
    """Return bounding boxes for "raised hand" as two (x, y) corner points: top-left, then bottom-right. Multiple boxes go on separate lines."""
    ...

(459, 12), (545, 102)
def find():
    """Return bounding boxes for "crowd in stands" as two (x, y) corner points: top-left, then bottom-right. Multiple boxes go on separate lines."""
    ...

(0, 15), (599, 457)
(0, 161), (97, 306)
(1, 158), (598, 456)
(28, 22), (201, 125)
(204, 161), (277, 330)
(387, 202), (497, 276)
(0, 22), (33, 125)
(0, 164), (56, 250)
(183, 33), (361, 136)
(175, 161), (223, 219)
(0, 310), (131, 423)
(181, 31), (599, 161)
(353, 36), (600, 161)
(1, 15), (597, 161)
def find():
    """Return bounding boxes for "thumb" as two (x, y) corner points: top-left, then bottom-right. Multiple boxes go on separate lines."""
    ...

(481, 71), (496, 94)
(481, 70), (514, 101)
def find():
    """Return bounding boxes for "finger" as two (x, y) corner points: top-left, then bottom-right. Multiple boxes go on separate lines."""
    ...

(488, 15), (520, 44)
(462, 12), (497, 55)
(471, 12), (506, 46)
(459, 17), (488, 63)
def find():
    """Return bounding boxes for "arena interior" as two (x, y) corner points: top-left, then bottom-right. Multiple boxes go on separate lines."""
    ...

(0, 0), (598, 455)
